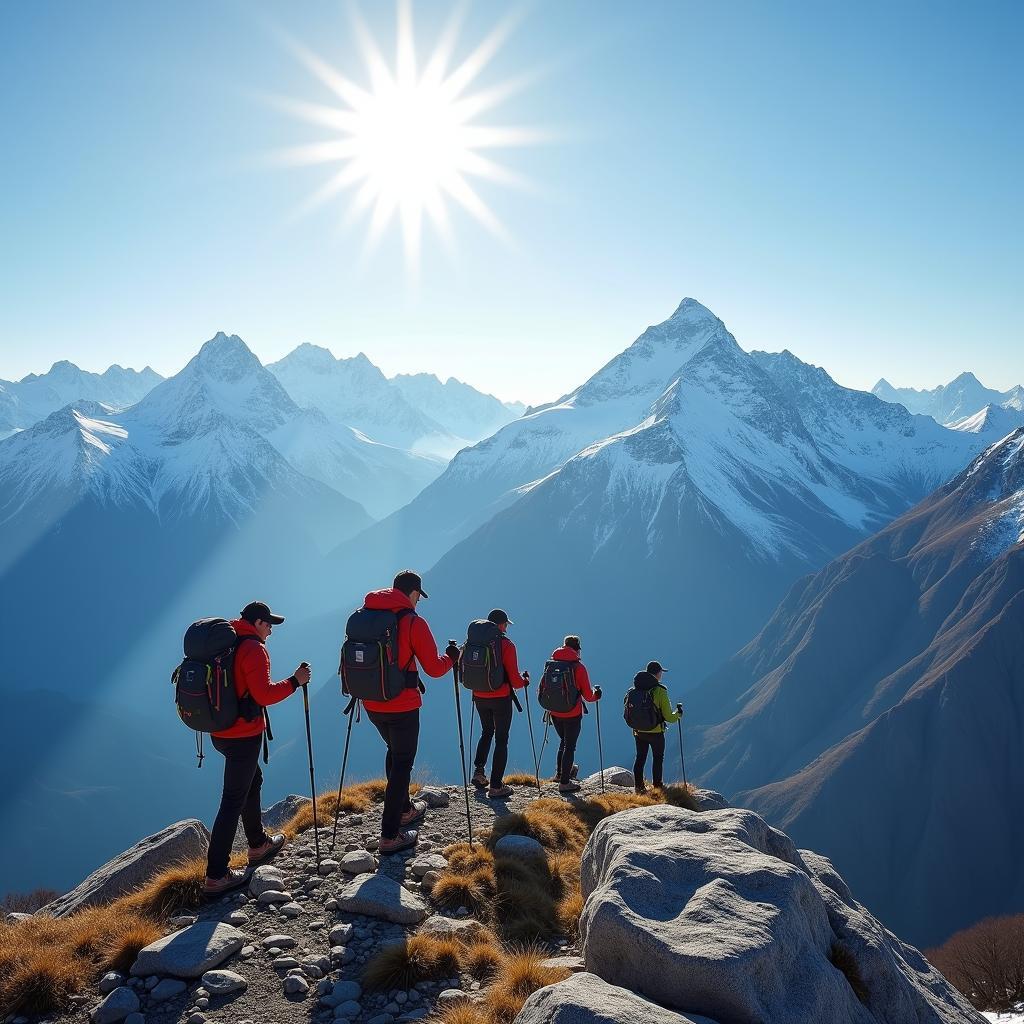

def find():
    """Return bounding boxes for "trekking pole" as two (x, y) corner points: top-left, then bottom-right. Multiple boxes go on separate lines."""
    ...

(299, 666), (321, 866)
(449, 642), (474, 848)
(595, 686), (605, 794)
(677, 715), (688, 787)
(523, 672), (541, 795)
(330, 696), (357, 852)
(538, 713), (551, 779)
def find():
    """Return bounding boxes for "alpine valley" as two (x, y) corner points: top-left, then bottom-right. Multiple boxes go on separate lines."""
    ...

(2, 299), (1019, 953)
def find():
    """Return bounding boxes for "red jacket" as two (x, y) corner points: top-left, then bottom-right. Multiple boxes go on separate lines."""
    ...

(361, 589), (453, 714)
(473, 635), (527, 700)
(213, 619), (296, 739)
(546, 646), (597, 719)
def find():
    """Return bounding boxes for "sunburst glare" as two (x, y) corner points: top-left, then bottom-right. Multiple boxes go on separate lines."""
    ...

(271, 2), (546, 274)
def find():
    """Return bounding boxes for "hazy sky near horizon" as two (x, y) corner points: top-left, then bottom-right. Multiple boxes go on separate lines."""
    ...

(1, 0), (1021, 405)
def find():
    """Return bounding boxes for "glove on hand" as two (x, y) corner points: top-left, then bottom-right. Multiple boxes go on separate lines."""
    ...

(675, 703), (684, 714)
(594, 685), (603, 700)
(445, 642), (460, 664)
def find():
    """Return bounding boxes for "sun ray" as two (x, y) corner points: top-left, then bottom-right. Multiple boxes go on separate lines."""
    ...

(272, 2), (548, 273)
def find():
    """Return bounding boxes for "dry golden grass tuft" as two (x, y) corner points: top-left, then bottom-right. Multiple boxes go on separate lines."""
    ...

(462, 940), (504, 980)
(0, 780), (397, 1016)
(0, 904), (163, 1015)
(503, 773), (540, 787)
(361, 934), (462, 990)
(282, 778), (401, 836)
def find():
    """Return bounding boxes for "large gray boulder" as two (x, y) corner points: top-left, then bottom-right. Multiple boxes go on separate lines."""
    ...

(130, 921), (245, 978)
(41, 820), (209, 918)
(516, 973), (716, 1024)
(336, 872), (427, 924)
(579, 805), (984, 1024)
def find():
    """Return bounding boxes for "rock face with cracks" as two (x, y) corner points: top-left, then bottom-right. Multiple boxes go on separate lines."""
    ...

(42, 819), (210, 918)
(578, 804), (984, 1024)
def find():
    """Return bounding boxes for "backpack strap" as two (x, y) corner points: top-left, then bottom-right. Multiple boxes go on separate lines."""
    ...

(395, 607), (421, 686)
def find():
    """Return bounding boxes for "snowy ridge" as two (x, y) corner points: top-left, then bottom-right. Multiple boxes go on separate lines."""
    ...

(873, 371), (1024, 427)
(0, 360), (162, 432)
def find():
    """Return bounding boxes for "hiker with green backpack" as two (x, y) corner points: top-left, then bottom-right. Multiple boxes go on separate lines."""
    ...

(173, 601), (311, 896)
(537, 635), (601, 794)
(623, 661), (682, 794)
(460, 609), (527, 800)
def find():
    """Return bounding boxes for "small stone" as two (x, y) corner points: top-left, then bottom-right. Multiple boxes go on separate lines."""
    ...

(188, 1013), (206, 1024)
(420, 871), (440, 891)
(168, 915), (197, 929)
(257, 890), (291, 905)
(340, 850), (376, 874)
(200, 970), (247, 995)
(325, 899), (339, 911)
(149, 979), (186, 1003)
(99, 973), (124, 995)
(329, 923), (354, 945)
(318, 859), (340, 876)
(335, 1000), (361, 1018)
(410, 854), (446, 878)
(226, 911), (249, 926)
(493, 834), (545, 859)
(124, 1013), (144, 1024)
(280, 902), (303, 917)
(272, 955), (301, 970)
(284, 975), (311, 996)
(194, 998), (210, 1010)
(264, 933), (297, 949)
(249, 865), (287, 896)
(349, 815), (363, 825)
(332, 981), (362, 1002)
(239, 944), (255, 959)
(416, 787), (449, 808)
(144, 976), (159, 991)
(436, 990), (467, 1006)
(367, 1014), (393, 1024)
(91, 987), (139, 1024)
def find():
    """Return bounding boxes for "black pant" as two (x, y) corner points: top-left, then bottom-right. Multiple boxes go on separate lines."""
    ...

(633, 731), (666, 788)
(367, 708), (420, 839)
(474, 697), (513, 788)
(552, 715), (582, 784)
(207, 734), (269, 879)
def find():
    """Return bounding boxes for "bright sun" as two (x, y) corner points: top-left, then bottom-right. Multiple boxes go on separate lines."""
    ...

(273, 2), (542, 273)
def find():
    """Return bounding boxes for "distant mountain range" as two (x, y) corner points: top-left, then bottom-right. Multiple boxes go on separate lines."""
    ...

(688, 428), (1024, 947)
(873, 372), (1024, 439)
(0, 362), (163, 438)
(331, 299), (986, 685)
(267, 344), (523, 459)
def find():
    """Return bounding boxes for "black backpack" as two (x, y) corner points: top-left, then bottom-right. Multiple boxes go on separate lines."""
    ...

(538, 659), (580, 713)
(460, 620), (506, 692)
(172, 618), (262, 733)
(340, 607), (417, 701)
(624, 684), (663, 731)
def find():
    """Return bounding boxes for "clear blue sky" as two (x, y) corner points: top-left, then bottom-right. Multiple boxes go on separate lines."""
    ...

(1, 0), (1020, 405)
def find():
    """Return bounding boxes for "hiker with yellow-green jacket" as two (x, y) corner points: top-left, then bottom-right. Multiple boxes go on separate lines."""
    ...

(622, 661), (682, 794)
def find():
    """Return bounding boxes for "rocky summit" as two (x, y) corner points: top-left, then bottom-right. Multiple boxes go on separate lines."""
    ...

(8, 777), (983, 1024)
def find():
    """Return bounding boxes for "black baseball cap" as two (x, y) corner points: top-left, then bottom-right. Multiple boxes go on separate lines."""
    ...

(488, 609), (513, 625)
(241, 601), (285, 625)
(646, 661), (667, 674)
(393, 569), (429, 599)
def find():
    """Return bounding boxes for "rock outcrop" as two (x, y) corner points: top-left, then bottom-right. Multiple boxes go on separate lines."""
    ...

(41, 820), (210, 918)
(578, 804), (983, 1024)
(516, 972), (712, 1023)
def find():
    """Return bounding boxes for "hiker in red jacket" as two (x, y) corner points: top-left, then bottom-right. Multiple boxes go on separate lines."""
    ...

(362, 570), (455, 854)
(547, 635), (601, 794)
(204, 601), (311, 895)
(470, 609), (527, 800)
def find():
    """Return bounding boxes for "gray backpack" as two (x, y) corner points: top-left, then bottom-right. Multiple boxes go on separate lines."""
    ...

(460, 620), (506, 692)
